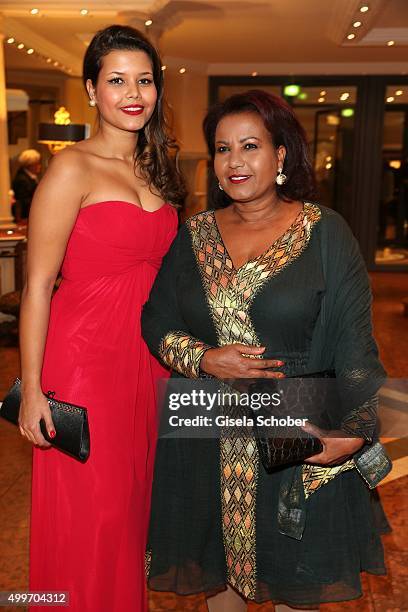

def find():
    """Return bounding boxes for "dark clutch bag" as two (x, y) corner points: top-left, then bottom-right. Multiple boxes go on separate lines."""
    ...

(1, 378), (90, 462)
(251, 370), (335, 471)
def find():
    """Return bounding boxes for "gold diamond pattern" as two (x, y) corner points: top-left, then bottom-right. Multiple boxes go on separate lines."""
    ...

(187, 203), (321, 599)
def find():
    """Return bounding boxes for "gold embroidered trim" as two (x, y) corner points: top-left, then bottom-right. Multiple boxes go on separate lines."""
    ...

(159, 330), (211, 378)
(302, 460), (354, 498)
(187, 202), (321, 599)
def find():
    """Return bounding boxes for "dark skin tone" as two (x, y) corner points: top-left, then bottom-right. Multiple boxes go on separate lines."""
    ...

(200, 111), (364, 465)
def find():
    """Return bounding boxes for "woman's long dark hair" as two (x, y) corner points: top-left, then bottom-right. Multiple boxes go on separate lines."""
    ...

(83, 25), (186, 207)
(203, 89), (316, 208)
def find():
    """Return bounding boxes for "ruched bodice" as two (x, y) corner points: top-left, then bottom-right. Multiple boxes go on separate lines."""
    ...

(62, 200), (177, 281)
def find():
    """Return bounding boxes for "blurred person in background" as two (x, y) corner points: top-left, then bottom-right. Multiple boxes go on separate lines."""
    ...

(12, 149), (42, 221)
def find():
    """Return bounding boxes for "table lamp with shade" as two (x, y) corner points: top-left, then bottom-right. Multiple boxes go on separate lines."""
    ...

(38, 107), (89, 154)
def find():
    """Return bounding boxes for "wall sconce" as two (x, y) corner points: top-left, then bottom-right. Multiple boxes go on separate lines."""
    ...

(38, 107), (87, 154)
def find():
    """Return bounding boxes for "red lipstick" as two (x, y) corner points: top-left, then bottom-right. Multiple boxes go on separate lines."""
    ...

(120, 105), (144, 116)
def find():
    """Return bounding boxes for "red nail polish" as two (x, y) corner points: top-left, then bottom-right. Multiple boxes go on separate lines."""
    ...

(49, 430), (56, 438)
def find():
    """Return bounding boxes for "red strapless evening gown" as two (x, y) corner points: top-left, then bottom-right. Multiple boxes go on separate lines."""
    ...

(29, 201), (177, 612)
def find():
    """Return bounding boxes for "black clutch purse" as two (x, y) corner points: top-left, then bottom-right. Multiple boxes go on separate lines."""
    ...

(251, 370), (335, 471)
(0, 378), (90, 462)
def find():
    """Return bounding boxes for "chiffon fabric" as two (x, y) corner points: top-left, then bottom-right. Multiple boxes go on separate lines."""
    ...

(29, 200), (177, 612)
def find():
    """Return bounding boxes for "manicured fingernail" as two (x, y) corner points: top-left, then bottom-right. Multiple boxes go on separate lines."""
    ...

(277, 360), (284, 366)
(49, 430), (56, 438)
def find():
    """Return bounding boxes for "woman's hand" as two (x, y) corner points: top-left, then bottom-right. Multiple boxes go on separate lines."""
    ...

(200, 344), (284, 380)
(19, 387), (56, 448)
(302, 421), (365, 466)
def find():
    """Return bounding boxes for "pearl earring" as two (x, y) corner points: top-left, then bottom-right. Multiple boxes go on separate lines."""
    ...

(218, 182), (224, 191)
(276, 167), (287, 185)
(89, 99), (96, 107)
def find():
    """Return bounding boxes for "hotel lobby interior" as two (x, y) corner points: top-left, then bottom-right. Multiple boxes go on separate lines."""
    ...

(0, 0), (407, 610)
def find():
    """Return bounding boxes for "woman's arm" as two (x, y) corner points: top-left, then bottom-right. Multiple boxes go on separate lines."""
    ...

(19, 149), (87, 447)
(305, 213), (384, 465)
(142, 225), (284, 379)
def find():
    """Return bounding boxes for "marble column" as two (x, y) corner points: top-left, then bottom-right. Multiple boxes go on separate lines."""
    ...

(0, 17), (14, 228)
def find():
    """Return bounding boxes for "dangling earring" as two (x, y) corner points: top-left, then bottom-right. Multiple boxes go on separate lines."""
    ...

(218, 182), (224, 191)
(89, 99), (96, 107)
(276, 167), (287, 185)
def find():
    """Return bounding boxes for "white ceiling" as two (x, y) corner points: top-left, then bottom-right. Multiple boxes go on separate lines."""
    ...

(2, 0), (408, 77)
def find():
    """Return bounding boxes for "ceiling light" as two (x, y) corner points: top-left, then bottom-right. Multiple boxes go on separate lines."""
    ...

(340, 92), (350, 101)
(46, 57), (52, 63)
(347, 33), (356, 40)
(53, 61), (59, 67)
(161, 65), (167, 71)
(386, 96), (395, 102)
(387, 40), (395, 46)
(30, 8), (39, 15)
(6, 37), (15, 44)
(395, 90), (403, 96)
(318, 97), (325, 103)
(179, 67), (186, 74)
(320, 90), (326, 96)
(17, 43), (25, 49)
(145, 19), (153, 26)
(27, 48), (34, 54)
(353, 21), (362, 28)
(251, 71), (258, 77)
(359, 5), (369, 12)
(325, 163), (332, 170)
(80, 8), (89, 15)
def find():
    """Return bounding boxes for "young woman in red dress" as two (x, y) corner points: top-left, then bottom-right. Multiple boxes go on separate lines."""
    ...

(18, 25), (183, 612)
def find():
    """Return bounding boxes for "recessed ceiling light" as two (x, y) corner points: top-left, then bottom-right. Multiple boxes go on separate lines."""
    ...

(360, 5), (369, 12)
(347, 33), (356, 40)
(80, 8), (89, 15)
(6, 37), (15, 44)
(386, 96), (395, 102)
(318, 97), (325, 103)
(395, 90), (403, 96)
(30, 8), (39, 15)
(161, 65), (167, 71)
(17, 43), (25, 49)
(387, 40), (395, 46)
(145, 19), (153, 26)
(340, 92), (350, 101)
(179, 67), (186, 74)
(251, 71), (258, 77)
(53, 61), (59, 66)
(325, 163), (333, 170)
(353, 21), (362, 28)
(27, 48), (34, 54)
(320, 90), (326, 96)
(46, 57), (52, 63)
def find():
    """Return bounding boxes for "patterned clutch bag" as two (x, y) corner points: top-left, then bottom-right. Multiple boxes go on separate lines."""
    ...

(251, 370), (335, 471)
(1, 378), (90, 462)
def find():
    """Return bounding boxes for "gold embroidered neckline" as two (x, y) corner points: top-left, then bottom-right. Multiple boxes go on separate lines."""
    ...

(212, 201), (311, 273)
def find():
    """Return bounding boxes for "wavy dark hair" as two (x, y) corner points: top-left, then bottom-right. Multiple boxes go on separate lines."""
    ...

(203, 89), (316, 208)
(83, 25), (186, 207)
